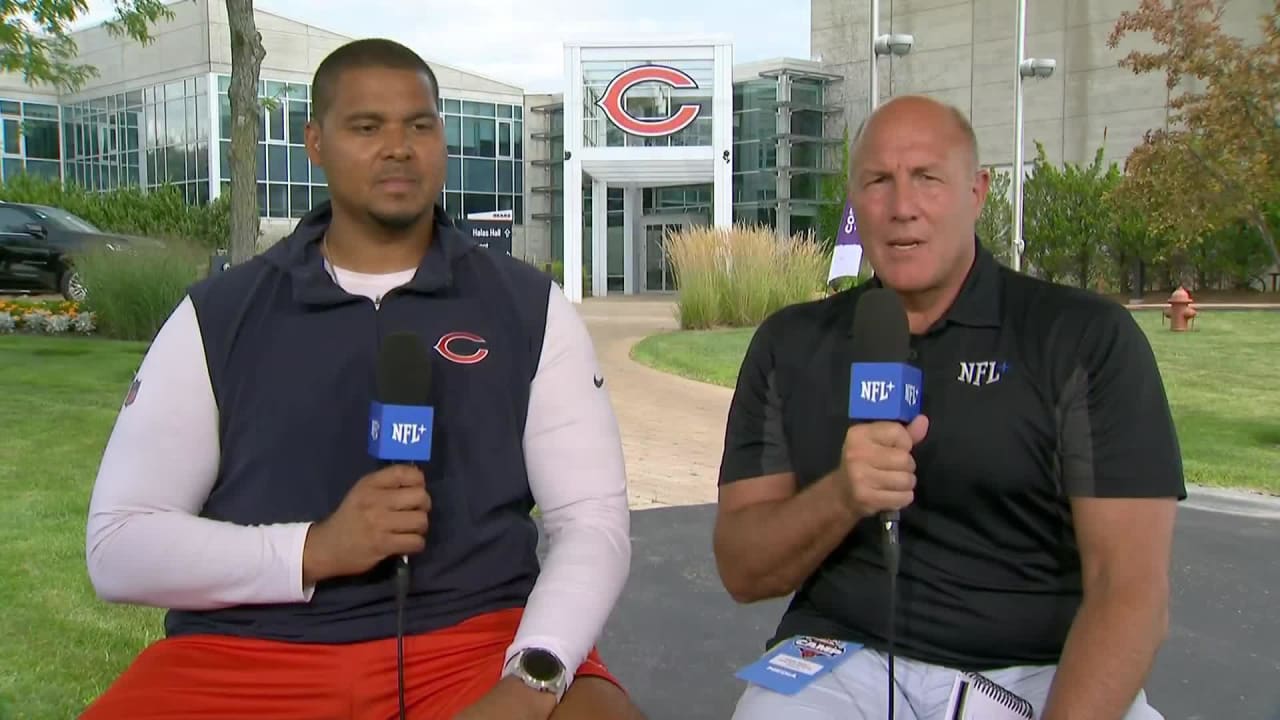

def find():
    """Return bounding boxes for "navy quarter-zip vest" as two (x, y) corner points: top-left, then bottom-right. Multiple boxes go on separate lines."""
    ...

(166, 202), (548, 644)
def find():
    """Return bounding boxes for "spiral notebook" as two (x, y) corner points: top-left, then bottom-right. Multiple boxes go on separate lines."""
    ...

(945, 671), (1035, 720)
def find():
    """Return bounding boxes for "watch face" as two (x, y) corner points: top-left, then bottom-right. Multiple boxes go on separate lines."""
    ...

(521, 649), (563, 682)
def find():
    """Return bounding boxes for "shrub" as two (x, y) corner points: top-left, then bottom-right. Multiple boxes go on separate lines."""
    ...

(0, 174), (230, 250)
(666, 224), (828, 329)
(74, 241), (204, 341)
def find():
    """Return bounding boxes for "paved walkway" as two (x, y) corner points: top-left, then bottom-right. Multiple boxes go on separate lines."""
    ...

(577, 296), (731, 510)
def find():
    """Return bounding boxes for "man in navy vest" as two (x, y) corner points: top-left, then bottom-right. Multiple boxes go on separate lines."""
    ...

(82, 38), (642, 720)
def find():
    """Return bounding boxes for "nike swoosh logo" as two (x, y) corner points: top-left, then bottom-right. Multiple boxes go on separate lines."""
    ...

(593, 375), (604, 388)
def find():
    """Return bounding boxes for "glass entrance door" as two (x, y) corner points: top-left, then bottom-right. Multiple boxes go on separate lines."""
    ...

(644, 222), (682, 292)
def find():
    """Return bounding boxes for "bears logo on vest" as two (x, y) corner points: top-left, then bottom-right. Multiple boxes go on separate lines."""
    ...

(595, 64), (702, 138)
(434, 332), (489, 365)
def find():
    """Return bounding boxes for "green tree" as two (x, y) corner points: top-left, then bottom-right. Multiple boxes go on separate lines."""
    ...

(1109, 0), (1280, 271)
(0, 0), (173, 92)
(815, 127), (849, 250)
(1022, 142), (1120, 288)
(977, 168), (1013, 266)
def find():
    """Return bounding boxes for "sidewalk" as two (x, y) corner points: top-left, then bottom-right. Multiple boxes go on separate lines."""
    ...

(578, 297), (729, 509)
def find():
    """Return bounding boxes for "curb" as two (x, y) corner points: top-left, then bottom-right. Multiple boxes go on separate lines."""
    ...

(1183, 485), (1280, 520)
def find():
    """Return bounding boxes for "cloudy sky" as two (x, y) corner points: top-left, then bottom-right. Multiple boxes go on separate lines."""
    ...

(74, 0), (811, 92)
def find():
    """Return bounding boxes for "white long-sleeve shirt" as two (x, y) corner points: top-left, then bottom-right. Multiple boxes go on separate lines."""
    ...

(85, 263), (631, 681)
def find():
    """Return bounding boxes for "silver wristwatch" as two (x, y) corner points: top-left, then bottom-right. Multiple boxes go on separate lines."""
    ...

(505, 648), (568, 702)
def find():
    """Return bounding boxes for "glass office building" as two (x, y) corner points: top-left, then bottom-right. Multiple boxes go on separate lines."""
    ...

(33, 72), (524, 228)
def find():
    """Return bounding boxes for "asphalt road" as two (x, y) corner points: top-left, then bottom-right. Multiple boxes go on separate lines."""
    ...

(587, 497), (1280, 720)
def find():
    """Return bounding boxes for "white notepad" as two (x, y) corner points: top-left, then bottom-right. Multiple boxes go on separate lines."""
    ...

(945, 671), (1035, 720)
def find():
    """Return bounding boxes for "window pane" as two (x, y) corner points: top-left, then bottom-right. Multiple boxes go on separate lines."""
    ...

(461, 101), (495, 117)
(311, 184), (329, 206)
(219, 95), (231, 140)
(268, 145), (287, 181)
(497, 160), (513, 193)
(2, 118), (18, 154)
(25, 159), (59, 180)
(165, 146), (186, 182)
(289, 145), (310, 183)
(23, 120), (59, 159)
(445, 191), (461, 214)
(462, 193), (496, 216)
(446, 156), (461, 191)
(195, 142), (208, 180)
(256, 143), (266, 181)
(290, 184), (310, 217)
(269, 103), (285, 142)
(463, 158), (495, 192)
(445, 116), (461, 155)
(288, 101), (308, 144)
(166, 99), (185, 144)
(186, 97), (198, 144)
(269, 182), (288, 217)
(220, 140), (231, 180)
(498, 120), (511, 157)
(514, 161), (522, 193)
(462, 117), (495, 157)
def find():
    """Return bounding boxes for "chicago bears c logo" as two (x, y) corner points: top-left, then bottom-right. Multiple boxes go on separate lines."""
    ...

(434, 332), (489, 365)
(596, 64), (702, 138)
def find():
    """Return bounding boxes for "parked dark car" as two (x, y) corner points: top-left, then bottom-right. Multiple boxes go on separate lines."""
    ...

(0, 201), (156, 301)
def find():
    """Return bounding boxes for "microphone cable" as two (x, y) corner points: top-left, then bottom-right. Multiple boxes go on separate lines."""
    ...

(395, 558), (409, 720)
(882, 510), (901, 720)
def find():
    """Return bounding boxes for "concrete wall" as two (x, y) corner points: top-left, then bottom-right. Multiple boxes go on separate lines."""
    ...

(811, 0), (1272, 170)
(522, 93), (560, 266)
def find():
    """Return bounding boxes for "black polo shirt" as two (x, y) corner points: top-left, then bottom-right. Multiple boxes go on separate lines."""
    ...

(718, 242), (1186, 670)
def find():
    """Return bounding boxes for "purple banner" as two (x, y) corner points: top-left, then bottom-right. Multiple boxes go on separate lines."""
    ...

(828, 199), (864, 283)
(836, 200), (861, 246)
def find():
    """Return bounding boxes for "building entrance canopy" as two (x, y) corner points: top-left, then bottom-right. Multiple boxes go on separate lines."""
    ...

(561, 36), (733, 301)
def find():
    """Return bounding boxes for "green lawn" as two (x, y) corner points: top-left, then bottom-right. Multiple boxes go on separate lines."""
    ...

(0, 335), (161, 718)
(632, 310), (1280, 494)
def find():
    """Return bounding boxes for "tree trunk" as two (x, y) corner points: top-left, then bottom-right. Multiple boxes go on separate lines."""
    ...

(1246, 208), (1280, 272)
(226, 0), (266, 265)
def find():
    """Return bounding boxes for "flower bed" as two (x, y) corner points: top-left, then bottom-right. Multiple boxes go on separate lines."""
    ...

(0, 298), (96, 334)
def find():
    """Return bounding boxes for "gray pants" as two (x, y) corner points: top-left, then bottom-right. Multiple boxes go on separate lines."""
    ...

(731, 646), (1163, 719)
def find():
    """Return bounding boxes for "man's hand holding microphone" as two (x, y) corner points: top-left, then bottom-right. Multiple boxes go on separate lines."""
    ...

(832, 414), (929, 525)
(302, 464), (431, 586)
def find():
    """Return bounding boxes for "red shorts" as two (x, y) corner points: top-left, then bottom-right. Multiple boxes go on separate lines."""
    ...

(79, 607), (620, 720)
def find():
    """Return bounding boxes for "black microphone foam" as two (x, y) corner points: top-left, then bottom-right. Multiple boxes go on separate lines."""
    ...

(850, 287), (911, 364)
(376, 332), (433, 406)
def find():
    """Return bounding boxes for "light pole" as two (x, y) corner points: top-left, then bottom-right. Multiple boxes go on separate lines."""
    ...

(1011, 0), (1055, 272)
(869, 0), (913, 112)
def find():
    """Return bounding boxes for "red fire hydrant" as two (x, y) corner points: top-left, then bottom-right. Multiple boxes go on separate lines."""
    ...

(1164, 286), (1197, 331)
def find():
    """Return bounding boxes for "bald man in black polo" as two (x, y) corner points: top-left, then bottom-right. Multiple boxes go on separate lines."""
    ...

(713, 96), (1184, 720)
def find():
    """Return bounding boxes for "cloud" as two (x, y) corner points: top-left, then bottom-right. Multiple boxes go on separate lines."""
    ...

(383, 0), (665, 91)
(69, 0), (808, 94)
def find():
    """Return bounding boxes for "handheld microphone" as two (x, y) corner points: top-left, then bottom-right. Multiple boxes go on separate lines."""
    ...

(847, 286), (922, 555)
(847, 287), (921, 720)
(370, 331), (434, 720)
